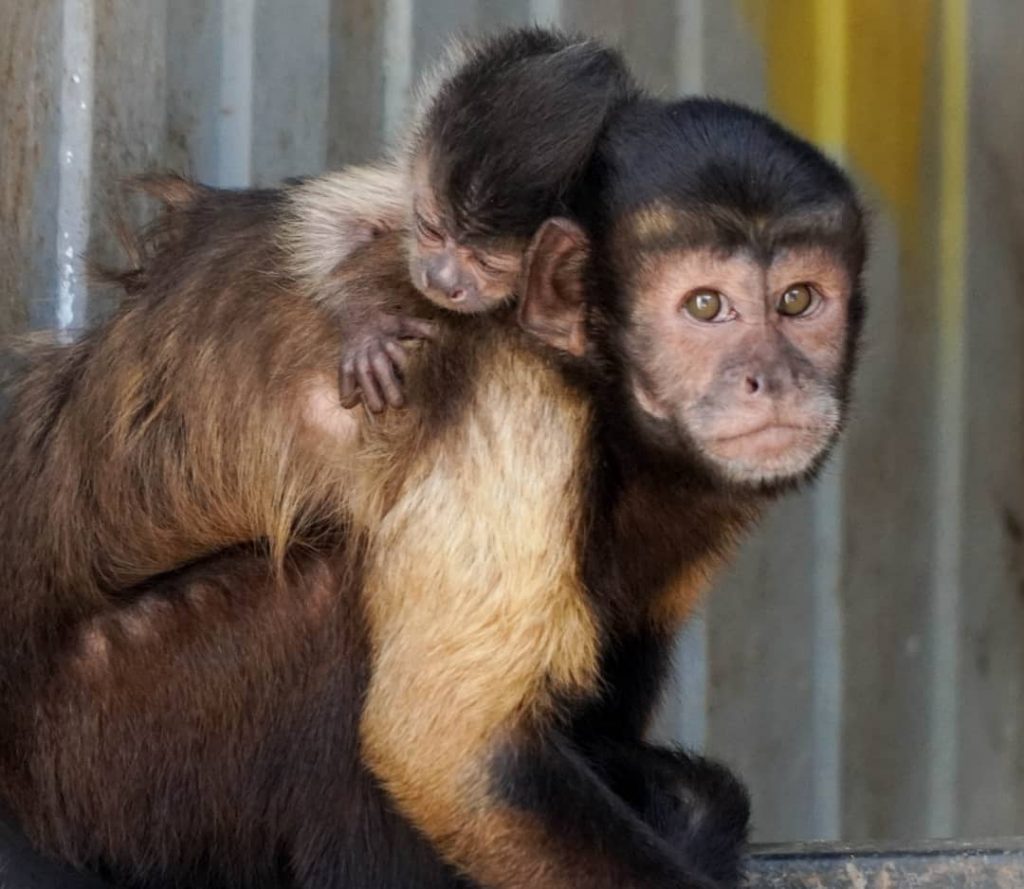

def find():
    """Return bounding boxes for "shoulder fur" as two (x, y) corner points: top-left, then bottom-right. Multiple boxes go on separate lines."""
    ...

(278, 162), (409, 296)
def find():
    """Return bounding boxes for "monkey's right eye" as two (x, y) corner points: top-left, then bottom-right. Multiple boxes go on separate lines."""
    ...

(682, 290), (728, 322)
(415, 215), (444, 244)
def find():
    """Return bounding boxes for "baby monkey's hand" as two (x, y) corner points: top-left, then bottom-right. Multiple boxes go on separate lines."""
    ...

(338, 313), (438, 412)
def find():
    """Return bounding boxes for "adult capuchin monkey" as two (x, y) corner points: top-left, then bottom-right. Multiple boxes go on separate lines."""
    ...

(0, 87), (866, 889)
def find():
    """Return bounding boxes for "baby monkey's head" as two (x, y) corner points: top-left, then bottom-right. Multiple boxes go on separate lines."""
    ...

(406, 27), (637, 314)
(407, 152), (525, 313)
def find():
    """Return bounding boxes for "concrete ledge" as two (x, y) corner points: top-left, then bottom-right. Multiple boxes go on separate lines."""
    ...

(748, 838), (1024, 887)
(5, 816), (1024, 889)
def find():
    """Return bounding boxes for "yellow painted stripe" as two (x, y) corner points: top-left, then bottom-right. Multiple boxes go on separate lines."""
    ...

(741, 0), (933, 239)
(814, 0), (847, 154)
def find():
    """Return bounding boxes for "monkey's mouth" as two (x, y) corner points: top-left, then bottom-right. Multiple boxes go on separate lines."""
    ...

(709, 422), (819, 453)
(702, 420), (834, 483)
(422, 287), (491, 315)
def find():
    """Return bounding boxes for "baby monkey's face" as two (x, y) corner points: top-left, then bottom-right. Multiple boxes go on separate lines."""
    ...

(407, 164), (523, 314)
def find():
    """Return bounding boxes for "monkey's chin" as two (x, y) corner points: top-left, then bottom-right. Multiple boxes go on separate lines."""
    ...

(701, 424), (829, 486)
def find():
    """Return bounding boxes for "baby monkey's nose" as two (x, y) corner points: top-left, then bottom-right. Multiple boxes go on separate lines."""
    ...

(424, 263), (456, 294)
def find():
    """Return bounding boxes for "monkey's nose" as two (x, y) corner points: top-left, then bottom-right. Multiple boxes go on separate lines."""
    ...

(424, 266), (454, 294)
(449, 288), (466, 303)
(744, 375), (763, 395)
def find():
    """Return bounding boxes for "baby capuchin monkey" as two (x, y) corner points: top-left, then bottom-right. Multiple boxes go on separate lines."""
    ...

(129, 30), (635, 413)
(279, 27), (638, 410)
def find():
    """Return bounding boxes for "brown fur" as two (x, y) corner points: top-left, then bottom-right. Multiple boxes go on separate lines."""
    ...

(0, 187), (433, 722)
(0, 204), (810, 889)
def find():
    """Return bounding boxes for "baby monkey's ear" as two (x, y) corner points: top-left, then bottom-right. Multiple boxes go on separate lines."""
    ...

(518, 217), (589, 357)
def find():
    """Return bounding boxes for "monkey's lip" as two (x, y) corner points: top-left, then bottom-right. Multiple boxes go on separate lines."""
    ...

(425, 289), (491, 315)
(706, 422), (820, 456)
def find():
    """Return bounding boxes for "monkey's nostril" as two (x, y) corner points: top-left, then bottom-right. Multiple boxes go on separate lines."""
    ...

(450, 289), (466, 302)
(745, 376), (762, 395)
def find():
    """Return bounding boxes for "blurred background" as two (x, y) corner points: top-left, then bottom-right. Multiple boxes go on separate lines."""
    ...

(2, 0), (1023, 846)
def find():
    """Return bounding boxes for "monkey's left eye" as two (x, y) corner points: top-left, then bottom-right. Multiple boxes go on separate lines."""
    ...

(777, 284), (816, 316)
(682, 290), (730, 322)
(415, 216), (444, 243)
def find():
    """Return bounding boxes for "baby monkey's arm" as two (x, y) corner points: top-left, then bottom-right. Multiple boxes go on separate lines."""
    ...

(283, 165), (439, 412)
(315, 230), (440, 412)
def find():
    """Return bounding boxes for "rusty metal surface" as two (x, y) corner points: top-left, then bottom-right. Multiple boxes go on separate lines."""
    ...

(748, 839), (1024, 888)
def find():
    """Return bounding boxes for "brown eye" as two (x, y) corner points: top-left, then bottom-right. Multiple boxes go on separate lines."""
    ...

(683, 290), (725, 322)
(778, 283), (815, 316)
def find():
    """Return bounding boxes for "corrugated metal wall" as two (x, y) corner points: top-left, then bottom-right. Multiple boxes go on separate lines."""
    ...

(3, 0), (1023, 845)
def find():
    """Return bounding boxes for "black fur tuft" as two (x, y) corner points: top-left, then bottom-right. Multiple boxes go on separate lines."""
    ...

(583, 97), (866, 269)
(420, 28), (638, 241)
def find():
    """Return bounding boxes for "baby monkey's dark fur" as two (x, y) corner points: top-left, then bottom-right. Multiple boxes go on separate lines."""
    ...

(418, 27), (638, 241)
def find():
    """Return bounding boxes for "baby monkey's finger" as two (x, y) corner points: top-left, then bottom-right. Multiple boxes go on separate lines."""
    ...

(398, 318), (439, 341)
(339, 360), (361, 408)
(370, 346), (405, 409)
(383, 339), (410, 372)
(356, 354), (385, 413)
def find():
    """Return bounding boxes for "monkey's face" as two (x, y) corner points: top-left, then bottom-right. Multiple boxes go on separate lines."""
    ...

(519, 218), (862, 491)
(407, 173), (523, 314)
(518, 98), (866, 491)
(621, 245), (852, 486)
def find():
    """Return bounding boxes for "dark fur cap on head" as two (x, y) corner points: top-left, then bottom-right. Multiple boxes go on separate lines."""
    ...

(582, 98), (867, 271)
(419, 27), (638, 242)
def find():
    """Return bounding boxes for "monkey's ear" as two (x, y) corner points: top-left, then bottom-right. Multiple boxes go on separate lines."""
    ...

(518, 217), (589, 357)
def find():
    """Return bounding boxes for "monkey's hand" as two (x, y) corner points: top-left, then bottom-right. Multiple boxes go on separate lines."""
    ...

(337, 313), (438, 412)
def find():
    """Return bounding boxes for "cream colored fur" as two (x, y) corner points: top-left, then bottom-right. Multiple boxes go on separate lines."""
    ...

(279, 162), (409, 295)
(350, 335), (600, 887)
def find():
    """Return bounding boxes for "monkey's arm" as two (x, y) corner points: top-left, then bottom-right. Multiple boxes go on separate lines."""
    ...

(589, 742), (749, 887)
(280, 165), (441, 412)
(310, 232), (439, 413)
(568, 621), (747, 875)
(362, 639), (720, 889)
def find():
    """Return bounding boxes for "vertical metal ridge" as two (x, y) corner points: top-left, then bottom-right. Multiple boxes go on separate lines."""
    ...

(928, 0), (968, 840)
(383, 0), (414, 145)
(53, 0), (95, 335)
(672, 0), (709, 753)
(809, 451), (845, 840)
(218, 0), (255, 186)
(808, 0), (848, 841)
(675, 0), (704, 96)
(529, 0), (563, 27)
